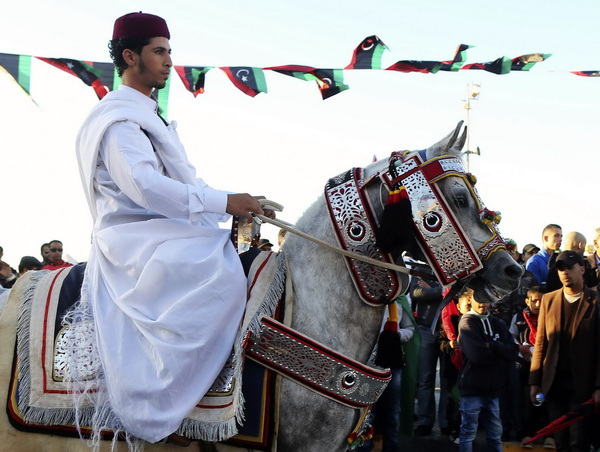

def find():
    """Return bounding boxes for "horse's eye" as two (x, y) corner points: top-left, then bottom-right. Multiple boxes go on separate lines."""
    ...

(453, 195), (468, 208)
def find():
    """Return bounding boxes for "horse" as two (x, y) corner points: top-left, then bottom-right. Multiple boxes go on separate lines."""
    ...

(0, 122), (522, 451)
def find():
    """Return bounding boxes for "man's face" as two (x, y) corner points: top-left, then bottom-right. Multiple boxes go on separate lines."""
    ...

(134, 37), (172, 91)
(522, 250), (536, 263)
(543, 227), (562, 251)
(471, 299), (491, 315)
(48, 242), (63, 263)
(41, 245), (51, 262)
(525, 292), (542, 315)
(557, 262), (585, 289)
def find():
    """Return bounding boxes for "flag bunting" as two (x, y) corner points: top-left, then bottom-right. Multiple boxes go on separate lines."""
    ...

(0, 40), (596, 107)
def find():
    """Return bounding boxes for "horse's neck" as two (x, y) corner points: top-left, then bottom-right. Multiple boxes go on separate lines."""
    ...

(284, 197), (384, 362)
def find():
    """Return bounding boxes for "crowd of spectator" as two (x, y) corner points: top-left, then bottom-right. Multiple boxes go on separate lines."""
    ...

(1, 224), (599, 452)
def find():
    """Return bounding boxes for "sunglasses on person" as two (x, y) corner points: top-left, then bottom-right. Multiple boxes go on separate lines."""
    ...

(50, 248), (63, 252)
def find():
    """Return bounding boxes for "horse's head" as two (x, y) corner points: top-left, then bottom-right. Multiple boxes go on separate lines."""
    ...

(369, 121), (522, 304)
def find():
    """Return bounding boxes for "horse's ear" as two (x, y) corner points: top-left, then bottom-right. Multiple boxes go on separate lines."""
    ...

(425, 121), (466, 159)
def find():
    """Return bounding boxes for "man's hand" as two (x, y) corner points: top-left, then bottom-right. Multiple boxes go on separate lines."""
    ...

(519, 344), (532, 361)
(226, 194), (275, 222)
(530, 385), (541, 404)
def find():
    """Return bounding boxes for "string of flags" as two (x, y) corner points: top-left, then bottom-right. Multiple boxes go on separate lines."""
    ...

(0, 36), (597, 115)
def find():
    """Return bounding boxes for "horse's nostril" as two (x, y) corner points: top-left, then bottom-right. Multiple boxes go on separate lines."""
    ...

(505, 264), (524, 279)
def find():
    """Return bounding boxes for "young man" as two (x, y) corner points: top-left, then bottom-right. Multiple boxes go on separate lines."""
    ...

(457, 294), (518, 452)
(529, 251), (600, 452)
(41, 239), (72, 270)
(525, 224), (562, 288)
(74, 12), (274, 443)
(509, 287), (555, 448)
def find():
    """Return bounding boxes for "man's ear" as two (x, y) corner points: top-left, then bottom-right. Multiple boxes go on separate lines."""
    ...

(122, 49), (137, 67)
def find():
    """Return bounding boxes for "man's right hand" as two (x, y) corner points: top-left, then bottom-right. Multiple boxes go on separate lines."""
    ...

(226, 194), (265, 222)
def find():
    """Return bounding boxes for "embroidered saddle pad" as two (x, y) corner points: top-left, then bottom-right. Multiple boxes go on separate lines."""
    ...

(8, 252), (285, 449)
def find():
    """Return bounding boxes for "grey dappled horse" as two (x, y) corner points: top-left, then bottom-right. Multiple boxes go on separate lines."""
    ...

(0, 123), (522, 452)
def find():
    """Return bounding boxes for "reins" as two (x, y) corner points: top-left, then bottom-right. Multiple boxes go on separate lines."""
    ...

(252, 213), (436, 281)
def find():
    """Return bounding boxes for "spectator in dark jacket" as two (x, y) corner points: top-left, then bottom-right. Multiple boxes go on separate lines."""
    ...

(457, 295), (519, 452)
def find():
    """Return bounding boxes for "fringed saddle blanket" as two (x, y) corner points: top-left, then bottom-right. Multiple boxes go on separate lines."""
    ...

(7, 251), (286, 447)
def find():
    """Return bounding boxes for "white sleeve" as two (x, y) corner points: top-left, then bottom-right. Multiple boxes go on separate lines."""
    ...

(100, 121), (229, 222)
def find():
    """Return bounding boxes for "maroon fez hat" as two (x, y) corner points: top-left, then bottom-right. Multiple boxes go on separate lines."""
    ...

(112, 12), (170, 40)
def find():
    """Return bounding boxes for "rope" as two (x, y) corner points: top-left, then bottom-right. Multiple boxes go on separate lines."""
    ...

(252, 213), (436, 280)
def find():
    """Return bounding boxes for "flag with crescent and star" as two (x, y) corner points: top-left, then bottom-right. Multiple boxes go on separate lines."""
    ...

(91, 61), (119, 92)
(510, 53), (552, 71)
(462, 56), (512, 74)
(175, 65), (212, 96)
(439, 44), (473, 71)
(264, 64), (320, 82)
(36, 57), (110, 99)
(0, 52), (33, 96)
(345, 35), (389, 70)
(313, 68), (349, 99)
(571, 70), (600, 77)
(386, 60), (442, 74)
(220, 66), (268, 97)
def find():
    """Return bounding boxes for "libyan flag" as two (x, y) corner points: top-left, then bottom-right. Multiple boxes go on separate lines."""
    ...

(439, 44), (473, 71)
(175, 65), (212, 96)
(0, 52), (32, 96)
(462, 56), (512, 75)
(345, 35), (389, 70)
(91, 61), (119, 92)
(571, 70), (600, 77)
(313, 68), (349, 100)
(220, 66), (267, 97)
(264, 64), (320, 82)
(386, 60), (442, 74)
(36, 57), (111, 99)
(511, 53), (552, 71)
(265, 65), (348, 99)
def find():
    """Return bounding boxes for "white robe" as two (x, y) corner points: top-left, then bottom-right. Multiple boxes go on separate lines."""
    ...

(75, 86), (246, 442)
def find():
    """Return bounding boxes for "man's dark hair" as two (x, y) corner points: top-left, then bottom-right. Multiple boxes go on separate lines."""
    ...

(109, 37), (151, 77)
(542, 223), (562, 235)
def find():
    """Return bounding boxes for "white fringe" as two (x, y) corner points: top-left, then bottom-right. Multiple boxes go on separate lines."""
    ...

(15, 252), (287, 450)
(175, 251), (287, 442)
(15, 270), (91, 428)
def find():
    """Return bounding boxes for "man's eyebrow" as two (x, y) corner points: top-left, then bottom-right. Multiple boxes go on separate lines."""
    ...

(152, 46), (171, 53)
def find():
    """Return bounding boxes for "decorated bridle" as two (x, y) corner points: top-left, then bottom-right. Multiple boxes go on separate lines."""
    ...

(240, 149), (507, 448)
(325, 150), (506, 306)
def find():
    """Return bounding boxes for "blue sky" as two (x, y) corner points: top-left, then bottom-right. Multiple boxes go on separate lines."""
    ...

(1, 0), (599, 265)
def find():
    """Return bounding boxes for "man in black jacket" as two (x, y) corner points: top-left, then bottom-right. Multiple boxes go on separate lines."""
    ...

(458, 295), (519, 452)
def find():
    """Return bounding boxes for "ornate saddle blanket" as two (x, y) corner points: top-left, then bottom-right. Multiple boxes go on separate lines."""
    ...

(8, 251), (286, 448)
